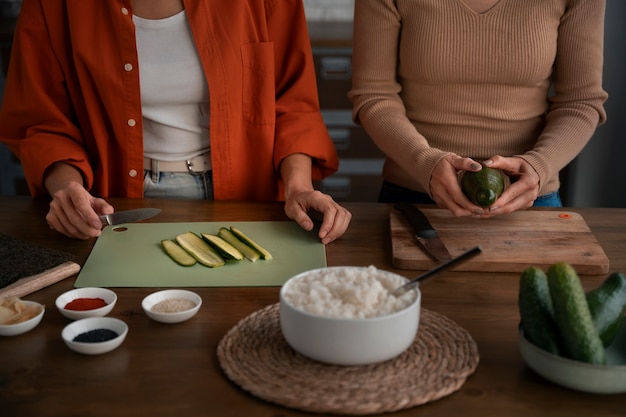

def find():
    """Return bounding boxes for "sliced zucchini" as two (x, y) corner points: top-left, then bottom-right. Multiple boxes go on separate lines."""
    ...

(201, 233), (244, 261)
(161, 239), (197, 267)
(230, 227), (272, 260)
(175, 232), (225, 268)
(217, 227), (260, 262)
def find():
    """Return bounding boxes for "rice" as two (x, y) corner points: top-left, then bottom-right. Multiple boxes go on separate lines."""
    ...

(282, 266), (416, 319)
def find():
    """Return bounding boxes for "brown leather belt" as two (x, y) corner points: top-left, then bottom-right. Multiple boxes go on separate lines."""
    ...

(144, 153), (211, 174)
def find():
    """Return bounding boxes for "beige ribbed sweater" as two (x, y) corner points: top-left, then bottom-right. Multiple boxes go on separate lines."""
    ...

(349, 0), (608, 197)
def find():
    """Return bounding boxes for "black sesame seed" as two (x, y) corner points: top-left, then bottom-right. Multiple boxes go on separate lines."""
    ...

(73, 328), (118, 343)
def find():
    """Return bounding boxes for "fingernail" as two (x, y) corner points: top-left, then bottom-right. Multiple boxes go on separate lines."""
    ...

(92, 221), (102, 229)
(474, 209), (484, 215)
(484, 160), (494, 166)
(489, 206), (499, 212)
(470, 162), (480, 170)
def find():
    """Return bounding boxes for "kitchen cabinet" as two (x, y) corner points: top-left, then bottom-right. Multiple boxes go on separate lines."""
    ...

(309, 21), (385, 202)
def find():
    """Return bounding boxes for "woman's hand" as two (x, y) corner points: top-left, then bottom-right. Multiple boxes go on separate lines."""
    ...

(279, 153), (351, 244)
(479, 155), (540, 216)
(429, 154), (485, 216)
(44, 163), (114, 239)
(283, 190), (352, 245)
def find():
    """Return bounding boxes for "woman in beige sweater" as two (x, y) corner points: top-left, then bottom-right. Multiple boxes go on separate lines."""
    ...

(349, 0), (607, 217)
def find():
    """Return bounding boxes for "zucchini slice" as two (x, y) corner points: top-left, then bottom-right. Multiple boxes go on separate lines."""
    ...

(230, 227), (272, 260)
(175, 232), (225, 268)
(217, 228), (260, 262)
(201, 233), (244, 261)
(161, 239), (197, 267)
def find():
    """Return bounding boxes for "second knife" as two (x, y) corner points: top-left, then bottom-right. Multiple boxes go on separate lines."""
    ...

(394, 203), (452, 263)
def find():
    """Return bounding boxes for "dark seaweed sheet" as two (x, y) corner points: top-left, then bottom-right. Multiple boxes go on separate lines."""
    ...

(0, 233), (74, 289)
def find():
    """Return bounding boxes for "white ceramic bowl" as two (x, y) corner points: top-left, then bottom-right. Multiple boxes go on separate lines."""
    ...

(0, 301), (45, 336)
(55, 287), (117, 320)
(62, 317), (128, 355)
(519, 322), (626, 394)
(279, 266), (421, 366)
(142, 289), (202, 324)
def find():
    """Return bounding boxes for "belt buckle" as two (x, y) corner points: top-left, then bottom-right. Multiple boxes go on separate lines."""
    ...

(186, 158), (209, 175)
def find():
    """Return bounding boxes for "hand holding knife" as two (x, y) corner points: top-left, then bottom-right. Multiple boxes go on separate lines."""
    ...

(394, 203), (453, 263)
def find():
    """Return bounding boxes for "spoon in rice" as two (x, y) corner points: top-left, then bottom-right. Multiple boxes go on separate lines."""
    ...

(392, 246), (482, 296)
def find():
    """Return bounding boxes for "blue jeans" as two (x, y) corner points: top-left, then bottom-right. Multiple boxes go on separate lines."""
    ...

(378, 181), (562, 207)
(143, 170), (214, 200)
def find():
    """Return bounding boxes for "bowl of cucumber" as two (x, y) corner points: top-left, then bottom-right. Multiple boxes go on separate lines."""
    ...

(518, 265), (626, 394)
(519, 321), (626, 394)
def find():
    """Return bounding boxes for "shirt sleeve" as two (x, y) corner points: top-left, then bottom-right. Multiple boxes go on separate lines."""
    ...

(0, 1), (94, 197)
(265, 0), (339, 181)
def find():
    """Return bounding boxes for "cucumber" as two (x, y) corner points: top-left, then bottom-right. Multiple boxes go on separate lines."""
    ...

(161, 239), (197, 267)
(230, 227), (272, 260)
(461, 165), (506, 207)
(547, 262), (605, 365)
(217, 228), (261, 262)
(201, 233), (244, 261)
(586, 272), (626, 347)
(518, 266), (561, 354)
(175, 232), (225, 268)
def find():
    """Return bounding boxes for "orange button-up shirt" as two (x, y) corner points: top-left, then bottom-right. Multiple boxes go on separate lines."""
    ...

(0, 0), (338, 200)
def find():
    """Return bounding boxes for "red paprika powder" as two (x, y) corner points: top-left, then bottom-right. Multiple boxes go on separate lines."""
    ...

(65, 297), (107, 311)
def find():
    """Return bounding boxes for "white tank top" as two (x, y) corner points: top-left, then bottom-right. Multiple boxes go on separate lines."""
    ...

(133, 10), (210, 161)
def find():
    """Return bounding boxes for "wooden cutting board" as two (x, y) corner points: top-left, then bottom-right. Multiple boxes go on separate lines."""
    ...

(390, 208), (609, 274)
(75, 221), (326, 288)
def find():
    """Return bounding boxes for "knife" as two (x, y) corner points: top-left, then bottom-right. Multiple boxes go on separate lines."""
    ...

(99, 208), (161, 226)
(394, 203), (452, 263)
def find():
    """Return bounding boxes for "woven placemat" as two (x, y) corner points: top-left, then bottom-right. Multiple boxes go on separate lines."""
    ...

(217, 303), (479, 415)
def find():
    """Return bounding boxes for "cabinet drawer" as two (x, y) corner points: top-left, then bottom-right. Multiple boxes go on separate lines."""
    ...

(316, 174), (384, 203)
(322, 110), (384, 159)
(313, 47), (353, 109)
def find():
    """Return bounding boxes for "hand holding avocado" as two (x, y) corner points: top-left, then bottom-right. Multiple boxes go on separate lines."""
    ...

(431, 154), (540, 217)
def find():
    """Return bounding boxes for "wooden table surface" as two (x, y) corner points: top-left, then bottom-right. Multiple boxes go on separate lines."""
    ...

(0, 196), (624, 417)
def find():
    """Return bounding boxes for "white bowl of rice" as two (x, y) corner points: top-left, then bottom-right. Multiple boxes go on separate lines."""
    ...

(279, 266), (420, 366)
(141, 289), (202, 324)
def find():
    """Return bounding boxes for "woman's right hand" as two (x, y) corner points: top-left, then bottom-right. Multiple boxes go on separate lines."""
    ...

(44, 163), (114, 239)
(429, 154), (485, 216)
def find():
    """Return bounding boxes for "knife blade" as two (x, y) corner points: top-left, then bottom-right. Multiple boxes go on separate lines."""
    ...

(99, 208), (161, 226)
(394, 203), (452, 263)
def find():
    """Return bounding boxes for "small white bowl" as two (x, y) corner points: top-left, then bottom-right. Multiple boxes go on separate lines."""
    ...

(56, 287), (117, 320)
(0, 301), (45, 336)
(142, 289), (202, 324)
(520, 324), (626, 394)
(62, 317), (128, 355)
(280, 266), (421, 366)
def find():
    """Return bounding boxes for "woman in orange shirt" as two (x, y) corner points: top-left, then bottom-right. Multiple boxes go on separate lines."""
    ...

(0, 0), (351, 242)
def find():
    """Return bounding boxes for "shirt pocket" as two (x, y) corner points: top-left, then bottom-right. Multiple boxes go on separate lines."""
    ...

(240, 42), (275, 125)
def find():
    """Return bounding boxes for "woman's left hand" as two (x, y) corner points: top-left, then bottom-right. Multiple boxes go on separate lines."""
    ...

(479, 155), (540, 216)
(284, 190), (352, 244)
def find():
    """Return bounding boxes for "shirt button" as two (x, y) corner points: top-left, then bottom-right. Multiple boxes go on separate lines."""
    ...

(124, 63), (133, 72)
(127, 119), (136, 127)
(129, 169), (138, 178)
(121, 7), (129, 15)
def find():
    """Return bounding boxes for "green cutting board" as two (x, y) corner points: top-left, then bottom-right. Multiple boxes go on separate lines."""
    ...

(75, 221), (326, 288)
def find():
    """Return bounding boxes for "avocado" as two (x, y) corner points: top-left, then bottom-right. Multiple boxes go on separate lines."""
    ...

(461, 165), (506, 207)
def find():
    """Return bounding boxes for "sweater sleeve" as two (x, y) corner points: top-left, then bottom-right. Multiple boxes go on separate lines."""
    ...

(518, 0), (608, 193)
(348, 0), (450, 195)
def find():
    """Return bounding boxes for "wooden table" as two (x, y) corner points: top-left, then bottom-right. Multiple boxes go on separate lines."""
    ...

(0, 196), (624, 417)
